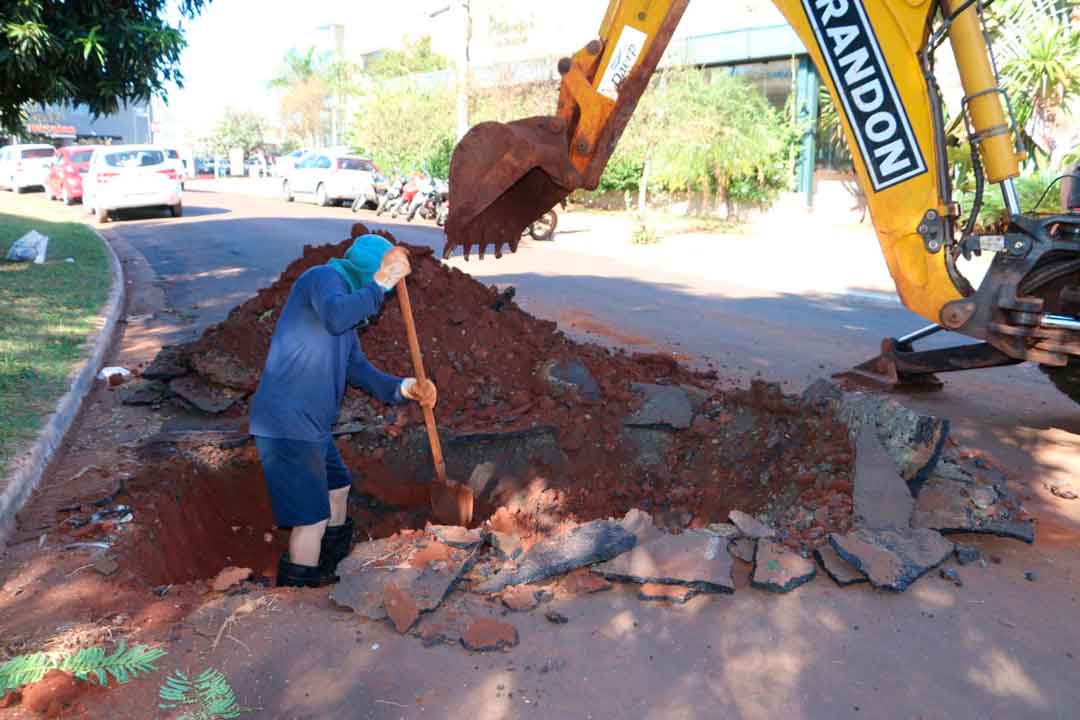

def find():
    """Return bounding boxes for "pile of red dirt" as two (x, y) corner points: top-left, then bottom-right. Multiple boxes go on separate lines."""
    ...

(179, 223), (711, 442)
(120, 223), (854, 585)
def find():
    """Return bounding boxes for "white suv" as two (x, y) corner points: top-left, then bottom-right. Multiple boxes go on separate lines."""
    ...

(281, 152), (379, 208)
(0, 143), (56, 192)
(83, 145), (183, 223)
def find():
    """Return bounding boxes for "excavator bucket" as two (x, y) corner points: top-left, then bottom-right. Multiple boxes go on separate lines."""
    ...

(444, 0), (689, 260)
(444, 116), (583, 260)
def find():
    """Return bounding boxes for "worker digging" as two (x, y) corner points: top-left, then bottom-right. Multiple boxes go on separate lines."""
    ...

(249, 234), (437, 588)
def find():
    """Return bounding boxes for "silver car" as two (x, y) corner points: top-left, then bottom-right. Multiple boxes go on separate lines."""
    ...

(0, 143), (56, 192)
(281, 152), (379, 208)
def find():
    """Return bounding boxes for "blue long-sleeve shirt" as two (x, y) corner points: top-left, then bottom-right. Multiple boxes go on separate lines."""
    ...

(249, 265), (403, 441)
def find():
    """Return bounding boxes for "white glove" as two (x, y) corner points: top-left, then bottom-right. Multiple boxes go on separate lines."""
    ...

(374, 247), (410, 291)
(400, 377), (437, 407)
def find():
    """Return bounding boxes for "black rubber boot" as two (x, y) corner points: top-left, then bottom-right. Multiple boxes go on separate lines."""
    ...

(320, 517), (355, 572)
(276, 554), (339, 588)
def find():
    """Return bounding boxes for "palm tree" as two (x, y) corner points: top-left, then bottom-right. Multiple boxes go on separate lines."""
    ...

(991, 0), (1080, 167)
(269, 47), (320, 89)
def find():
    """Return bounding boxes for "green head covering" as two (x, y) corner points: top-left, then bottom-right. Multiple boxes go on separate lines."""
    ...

(327, 234), (393, 292)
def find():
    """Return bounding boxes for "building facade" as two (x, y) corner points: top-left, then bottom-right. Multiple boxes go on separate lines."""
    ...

(6, 103), (153, 146)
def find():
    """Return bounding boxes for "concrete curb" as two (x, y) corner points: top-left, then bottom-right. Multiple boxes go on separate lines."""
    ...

(0, 226), (125, 547)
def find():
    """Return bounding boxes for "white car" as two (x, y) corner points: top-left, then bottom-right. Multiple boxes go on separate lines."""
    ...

(0, 143), (56, 192)
(83, 145), (183, 223)
(164, 148), (187, 187)
(281, 152), (379, 207)
(273, 148), (309, 177)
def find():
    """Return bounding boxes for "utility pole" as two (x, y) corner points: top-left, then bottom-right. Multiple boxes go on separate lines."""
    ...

(431, 1), (472, 140)
(456, 0), (472, 140)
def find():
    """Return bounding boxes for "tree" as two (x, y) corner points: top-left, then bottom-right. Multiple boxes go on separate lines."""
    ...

(0, 0), (209, 134)
(471, 76), (558, 124)
(270, 47), (333, 148)
(364, 36), (449, 80)
(270, 47), (320, 89)
(349, 80), (454, 175)
(992, 0), (1080, 167)
(616, 68), (796, 214)
(204, 109), (264, 157)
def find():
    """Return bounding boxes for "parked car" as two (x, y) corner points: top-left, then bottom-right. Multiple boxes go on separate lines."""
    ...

(273, 148), (309, 177)
(45, 145), (100, 205)
(0, 143), (56, 193)
(164, 148), (187, 188)
(83, 145), (183, 223)
(281, 152), (379, 208)
(245, 156), (270, 177)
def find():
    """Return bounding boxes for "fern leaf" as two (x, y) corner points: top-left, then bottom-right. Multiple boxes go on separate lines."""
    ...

(159, 670), (196, 709)
(0, 652), (61, 692)
(61, 642), (165, 686)
(196, 667), (242, 719)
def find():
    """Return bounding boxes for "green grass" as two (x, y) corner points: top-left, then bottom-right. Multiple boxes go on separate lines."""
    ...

(0, 211), (109, 478)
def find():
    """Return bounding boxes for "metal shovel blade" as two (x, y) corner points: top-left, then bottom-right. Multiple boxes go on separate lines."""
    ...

(429, 477), (474, 527)
(444, 116), (584, 260)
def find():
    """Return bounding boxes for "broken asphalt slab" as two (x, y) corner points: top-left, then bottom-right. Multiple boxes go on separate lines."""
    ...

(830, 528), (953, 592)
(810, 381), (949, 489)
(751, 539), (816, 593)
(475, 520), (636, 593)
(728, 537), (756, 563)
(853, 426), (915, 529)
(618, 508), (664, 546)
(117, 379), (167, 406)
(594, 529), (734, 594)
(728, 510), (776, 539)
(625, 383), (694, 430)
(542, 358), (601, 401)
(911, 456), (1035, 543)
(429, 525), (487, 549)
(168, 375), (243, 414)
(330, 536), (477, 620)
(813, 545), (867, 587)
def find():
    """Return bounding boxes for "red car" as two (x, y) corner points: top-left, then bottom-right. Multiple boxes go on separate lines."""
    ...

(46, 145), (101, 205)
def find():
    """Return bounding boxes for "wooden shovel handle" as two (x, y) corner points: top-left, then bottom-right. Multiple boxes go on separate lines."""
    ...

(396, 280), (448, 484)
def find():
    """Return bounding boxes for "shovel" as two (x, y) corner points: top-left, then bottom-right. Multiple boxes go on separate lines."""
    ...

(396, 279), (475, 527)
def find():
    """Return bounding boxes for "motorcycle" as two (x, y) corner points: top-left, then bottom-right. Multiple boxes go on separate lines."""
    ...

(436, 198), (449, 228)
(522, 208), (558, 241)
(368, 175), (406, 215)
(390, 174), (425, 219)
(406, 177), (448, 223)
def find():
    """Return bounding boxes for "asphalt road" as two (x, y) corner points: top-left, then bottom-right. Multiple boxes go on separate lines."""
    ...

(87, 187), (1079, 491)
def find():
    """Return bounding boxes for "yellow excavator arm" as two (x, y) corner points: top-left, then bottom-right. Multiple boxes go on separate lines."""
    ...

(446, 0), (1080, 396)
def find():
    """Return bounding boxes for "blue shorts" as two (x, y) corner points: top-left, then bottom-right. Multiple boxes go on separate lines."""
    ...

(254, 436), (353, 528)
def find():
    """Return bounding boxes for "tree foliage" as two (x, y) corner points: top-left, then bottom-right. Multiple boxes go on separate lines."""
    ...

(347, 38), (454, 174)
(472, 77), (558, 124)
(599, 68), (797, 211)
(0, 0), (209, 134)
(991, 0), (1080, 166)
(350, 80), (454, 175)
(364, 36), (449, 80)
(204, 109), (265, 157)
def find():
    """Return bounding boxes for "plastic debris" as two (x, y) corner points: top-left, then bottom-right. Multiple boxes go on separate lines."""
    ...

(97, 367), (132, 386)
(6, 230), (49, 263)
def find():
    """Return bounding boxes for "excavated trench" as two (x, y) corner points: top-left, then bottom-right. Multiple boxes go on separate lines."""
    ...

(115, 225), (856, 587)
(120, 392), (855, 588)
